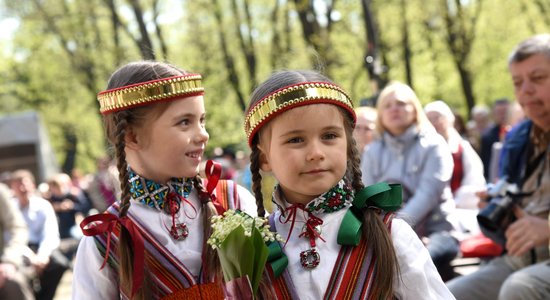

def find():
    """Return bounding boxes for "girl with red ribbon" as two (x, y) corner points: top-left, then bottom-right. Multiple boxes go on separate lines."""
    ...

(72, 61), (256, 300)
(244, 70), (454, 299)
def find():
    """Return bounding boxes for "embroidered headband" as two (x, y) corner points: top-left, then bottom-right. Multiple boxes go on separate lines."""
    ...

(97, 74), (204, 114)
(244, 82), (356, 146)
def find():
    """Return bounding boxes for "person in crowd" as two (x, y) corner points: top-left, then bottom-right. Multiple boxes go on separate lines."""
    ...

(72, 61), (257, 299)
(425, 100), (487, 280)
(10, 169), (68, 300)
(361, 82), (457, 280)
(467, 104), (492, 153)
(352, 106), (377, 153)
(47, 173), (89, 239)
(0, 183), (33, 300)
(245, 70), (454, 299)
(480, 98), (510, 181)
(447, 33), (550, 300)
(425, 100), (486, 209)
(453, 111), (468, 138)
(86, 156), (120, 213)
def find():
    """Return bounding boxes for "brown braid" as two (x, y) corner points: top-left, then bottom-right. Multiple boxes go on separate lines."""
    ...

(347, 128), (365, 191)
(346, 112), (399, 299)
(192, 175), (222, 281)
(97, 61), (195, 299)
(249, 143), (266, 217)
(112, 110), (151, 299)
(248, 70), (399, 299)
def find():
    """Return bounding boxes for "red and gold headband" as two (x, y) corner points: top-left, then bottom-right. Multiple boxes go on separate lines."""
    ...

(97, 74), (204, 114)
(244, 82), (356, 146)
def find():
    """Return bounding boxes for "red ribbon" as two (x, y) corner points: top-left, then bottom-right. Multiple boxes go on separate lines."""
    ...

(202, 160), (226, 215)
(280, 204), (325, 248)
(80, 213), (145, 297)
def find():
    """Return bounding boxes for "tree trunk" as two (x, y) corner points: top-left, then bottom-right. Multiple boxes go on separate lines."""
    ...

(401, 0), (413, 89)
(128, 0), (156, 60)
(360, 0), (387, 95)
(211, 0), (247, 111)
(455, 62), (476, 115)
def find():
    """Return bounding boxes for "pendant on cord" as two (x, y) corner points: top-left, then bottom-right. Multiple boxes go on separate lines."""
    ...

(166, 192), (189, 241)
(170, 222), (189, 241)
(300, 248), (320, 269)
(299, 214), (324, 269)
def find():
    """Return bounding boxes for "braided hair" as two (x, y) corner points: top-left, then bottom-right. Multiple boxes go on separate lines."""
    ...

(247, 70), (399, 299)
(102, 61), (220, 298)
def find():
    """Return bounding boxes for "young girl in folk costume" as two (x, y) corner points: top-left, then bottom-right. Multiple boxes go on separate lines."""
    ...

(72, 61), (256, 300)
(244, 70), (454, 299)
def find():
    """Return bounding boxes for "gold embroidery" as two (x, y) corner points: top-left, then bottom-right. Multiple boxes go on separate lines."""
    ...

(97, 75), (204, 114)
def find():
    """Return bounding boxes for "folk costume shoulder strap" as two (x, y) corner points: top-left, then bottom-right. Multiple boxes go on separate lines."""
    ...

(88, 203), (224, 299)
(263, 211), (395, 300)
(201, 160), (241, 214)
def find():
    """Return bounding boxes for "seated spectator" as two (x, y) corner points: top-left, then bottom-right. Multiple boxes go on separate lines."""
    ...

(361, 82), (457, 280)
(87, 156), (120, 213)
(0, 183), (33, 300)
(447, 33), (550, 300)
(47, 173), (89, 240)
(425, 101), (488, 279)
(425, 100), (486, 209)
(353, 106), (377, 153)
(10, 170), (70, 300)
(480, 98), (510, 181)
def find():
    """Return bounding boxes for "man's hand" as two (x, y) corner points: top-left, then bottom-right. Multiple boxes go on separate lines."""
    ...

(476, 190), (489, 209)
(505, 206), (550, 256)
(0, 263), (17, 288)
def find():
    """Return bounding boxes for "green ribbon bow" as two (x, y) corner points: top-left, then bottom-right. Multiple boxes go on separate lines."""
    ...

(266, 241), (288, 278)
(337, 182), (402, 246)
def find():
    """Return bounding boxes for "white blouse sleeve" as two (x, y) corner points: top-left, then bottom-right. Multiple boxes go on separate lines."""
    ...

(236, 184), (258, 217)
(72, 236), (118, 300)
(391, 218), (456, 300)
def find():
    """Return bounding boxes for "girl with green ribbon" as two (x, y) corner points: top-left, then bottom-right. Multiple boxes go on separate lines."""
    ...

(242, 70), (455, 299)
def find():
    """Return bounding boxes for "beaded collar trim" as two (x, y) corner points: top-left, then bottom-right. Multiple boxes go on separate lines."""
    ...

(273, 178), (353, 216)
(244, 82), (356, 146)
(305, 179), (354, 213)
(128, 169), (193, 213)
(97, 74), (204, 114)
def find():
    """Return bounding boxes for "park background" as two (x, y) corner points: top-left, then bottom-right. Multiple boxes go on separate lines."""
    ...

(0, 0), (548, 175)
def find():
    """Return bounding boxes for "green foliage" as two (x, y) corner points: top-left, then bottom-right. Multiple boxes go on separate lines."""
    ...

(0, 0), (548, 173)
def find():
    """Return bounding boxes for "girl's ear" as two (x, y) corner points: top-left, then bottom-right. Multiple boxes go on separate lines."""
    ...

(257, 144), (272, 172)
(124, 127), (140, 150)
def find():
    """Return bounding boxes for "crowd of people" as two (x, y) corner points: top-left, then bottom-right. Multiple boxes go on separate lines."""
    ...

(0, 34), (549, 299)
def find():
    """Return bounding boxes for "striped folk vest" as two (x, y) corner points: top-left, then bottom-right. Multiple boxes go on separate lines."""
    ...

(263, 211), (395, 300)
(93, 180), (240, 299)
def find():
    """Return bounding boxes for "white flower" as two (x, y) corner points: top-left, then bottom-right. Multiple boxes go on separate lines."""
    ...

(207, 209), (282, 248)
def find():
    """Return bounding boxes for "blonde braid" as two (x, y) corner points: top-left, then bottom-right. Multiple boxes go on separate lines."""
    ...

(250, 144), (266, 217)
(113, 111), (151, 299)
(192, 175), (222, 280)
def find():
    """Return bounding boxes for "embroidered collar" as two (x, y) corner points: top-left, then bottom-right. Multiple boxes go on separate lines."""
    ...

(128, 168), (193, 213)
(272, 178), (353, 216)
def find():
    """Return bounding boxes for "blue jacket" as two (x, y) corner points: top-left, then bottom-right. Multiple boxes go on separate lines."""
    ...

(499, 120), (531, 187)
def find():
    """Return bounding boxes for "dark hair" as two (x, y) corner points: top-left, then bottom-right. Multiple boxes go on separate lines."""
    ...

(102, 61), (220, 298)
(248, 70), (398, 299)
(508, 34), (550, 64)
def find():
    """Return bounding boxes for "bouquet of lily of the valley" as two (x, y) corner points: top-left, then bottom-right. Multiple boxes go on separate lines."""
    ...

(208, 210), (281, 299)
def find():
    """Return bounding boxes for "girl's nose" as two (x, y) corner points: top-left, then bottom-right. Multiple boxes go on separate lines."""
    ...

(306, 141), (325, 161)
(195, 126), (209, 143)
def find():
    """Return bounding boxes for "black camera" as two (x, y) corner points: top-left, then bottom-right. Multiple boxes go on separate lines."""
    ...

(477, 178), (521, 246)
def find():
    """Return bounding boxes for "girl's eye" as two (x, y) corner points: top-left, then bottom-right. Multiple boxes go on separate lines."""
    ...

(323, 133), (337, 140)
(532, 75), (546, 82)
(200, 117), (206, 127)
(179, 119), (190, 126)
(287, 137), (303, 144)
